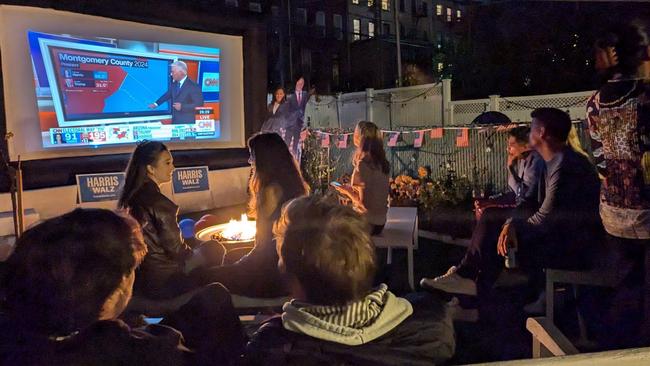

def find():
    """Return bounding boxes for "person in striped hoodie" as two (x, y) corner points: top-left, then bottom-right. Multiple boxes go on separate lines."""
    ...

(245, 196), (455, 366)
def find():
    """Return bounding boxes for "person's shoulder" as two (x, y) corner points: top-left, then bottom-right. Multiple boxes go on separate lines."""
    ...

(246, 317), (291, 356)
(135, 183), (178, 214)
(63, 320), (188, 365)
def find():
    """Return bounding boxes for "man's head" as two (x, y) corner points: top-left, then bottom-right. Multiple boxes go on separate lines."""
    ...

(529, 108), (572, 150)
(506, 126), (531, 158)
(171, 60), (188, 82)
(3, 209), (147, 336)
(274, 196), (376, 306)
(295, 77), (305, 92)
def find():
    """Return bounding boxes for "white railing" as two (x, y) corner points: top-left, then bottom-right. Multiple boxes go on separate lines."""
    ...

(303, 79), (595, 129)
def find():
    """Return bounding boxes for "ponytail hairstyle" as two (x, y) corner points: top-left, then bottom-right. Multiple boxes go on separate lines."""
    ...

(118, 141), (168, 212)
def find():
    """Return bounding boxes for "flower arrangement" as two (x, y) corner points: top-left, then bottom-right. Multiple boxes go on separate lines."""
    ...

(389, 165), (473, 210)
(390, 175), (421, 206)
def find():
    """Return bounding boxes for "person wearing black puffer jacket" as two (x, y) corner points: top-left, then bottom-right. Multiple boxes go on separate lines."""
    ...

(244, 196), (455, 366)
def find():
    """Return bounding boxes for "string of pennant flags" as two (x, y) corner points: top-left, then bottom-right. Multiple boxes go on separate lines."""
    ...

(301, 119), (584, 150)
(302, 126), (477, 149)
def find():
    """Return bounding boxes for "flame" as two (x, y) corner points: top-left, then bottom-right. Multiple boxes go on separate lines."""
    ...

(220, 214), (256, 242)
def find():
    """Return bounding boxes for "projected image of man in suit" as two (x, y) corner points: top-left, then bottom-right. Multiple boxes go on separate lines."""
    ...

(149, 60), (204, 124)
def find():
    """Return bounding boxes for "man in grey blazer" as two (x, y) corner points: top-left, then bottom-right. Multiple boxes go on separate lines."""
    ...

(149, 61), (204, 124)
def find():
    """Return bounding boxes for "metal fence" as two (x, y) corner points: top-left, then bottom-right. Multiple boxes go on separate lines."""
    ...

(316, 124), (591, 195)
(303, 81), (595, 193)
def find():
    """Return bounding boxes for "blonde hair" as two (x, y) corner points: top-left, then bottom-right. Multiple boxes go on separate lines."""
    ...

(568, 126), (590, 159)
(274, 196), (376, 305)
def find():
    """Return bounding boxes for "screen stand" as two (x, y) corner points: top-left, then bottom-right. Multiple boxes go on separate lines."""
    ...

(1, 134), (24, 238)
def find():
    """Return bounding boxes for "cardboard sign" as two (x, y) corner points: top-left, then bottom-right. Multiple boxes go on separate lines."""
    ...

(76, 172), (125, 203)
(172, 166), (210, 194)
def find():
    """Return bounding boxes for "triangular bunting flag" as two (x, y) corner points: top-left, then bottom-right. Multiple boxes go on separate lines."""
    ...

(387, 132), (400, 147)
(321, 133), (330, 148)
(430, 128), (443, 139)
(337, 134), (348, 149)
(456, 128), (469, 147)
(300, 129), (310, 142)
(413, 130), (425, 148)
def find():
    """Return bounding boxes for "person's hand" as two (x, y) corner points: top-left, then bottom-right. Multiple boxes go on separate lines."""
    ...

(148, 103), (157, 109)
(173, 102), (182, 111)
(334, 184), (354, 198)
(497, 223), (518, 257)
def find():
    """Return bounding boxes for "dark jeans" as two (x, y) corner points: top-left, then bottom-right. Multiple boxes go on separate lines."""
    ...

(191, 242), (288, 298)
(457, 207), (512, 287)
(601, 235), (650, 348)
(456, 206), (582, 292)
(161, 283), (247, 365)
(135, 242), (227, 300)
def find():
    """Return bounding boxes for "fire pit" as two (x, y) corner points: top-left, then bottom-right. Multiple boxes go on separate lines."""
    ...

(195, 214), (257, 244)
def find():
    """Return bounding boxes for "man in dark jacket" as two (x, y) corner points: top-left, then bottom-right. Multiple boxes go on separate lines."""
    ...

(422, 126), (546, 296)
(497, 108), (602, 285)
(245, 196), (455, 365)
(149, 60), (204, 124)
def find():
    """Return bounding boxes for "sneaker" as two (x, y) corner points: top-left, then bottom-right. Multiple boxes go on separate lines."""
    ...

(420, 266), (477, 296)
(523, 290), (546, 315)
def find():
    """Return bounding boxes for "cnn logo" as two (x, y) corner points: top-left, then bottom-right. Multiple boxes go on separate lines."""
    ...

(204, 78), (218, 86)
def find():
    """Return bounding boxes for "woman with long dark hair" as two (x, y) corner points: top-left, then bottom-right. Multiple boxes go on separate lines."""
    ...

(118, 141), (200, 300)
(193, 132), (309, 297)
(335, 121), (390, 235)
(261, 86), (290, 138)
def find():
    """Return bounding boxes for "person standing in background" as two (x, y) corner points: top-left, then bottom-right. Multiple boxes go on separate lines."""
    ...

(587, 20), (650, 348)
(261, 86), (290, 141)
(286, 77), (310, 162)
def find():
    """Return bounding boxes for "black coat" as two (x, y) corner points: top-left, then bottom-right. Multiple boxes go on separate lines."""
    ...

(155, 77), (204, 124)
(0, 320), (190, 366)
(244, 293), (455, 366)
(129, 181), (193, 299)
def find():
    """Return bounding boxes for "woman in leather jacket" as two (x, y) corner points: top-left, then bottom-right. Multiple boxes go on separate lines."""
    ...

(118, 141), (199, 299)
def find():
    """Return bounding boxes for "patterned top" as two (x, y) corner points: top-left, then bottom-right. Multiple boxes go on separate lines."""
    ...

(587, 79), (650, 239)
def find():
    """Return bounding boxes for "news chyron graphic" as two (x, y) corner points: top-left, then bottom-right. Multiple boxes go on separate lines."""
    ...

(28, 31), (221, 149)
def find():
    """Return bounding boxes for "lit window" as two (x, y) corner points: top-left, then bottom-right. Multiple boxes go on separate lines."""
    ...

(437, 62), (444, 72)
(436, 4), (442, 16)
(382, 0), (390, 11)
(353, 19), (361, 40)
(456, 9), (462, 21)
(352, 0), (359, 4)
(368, 0), (374, 7)
(369, 21), (375, 37)
(446, 7), (452, 22)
